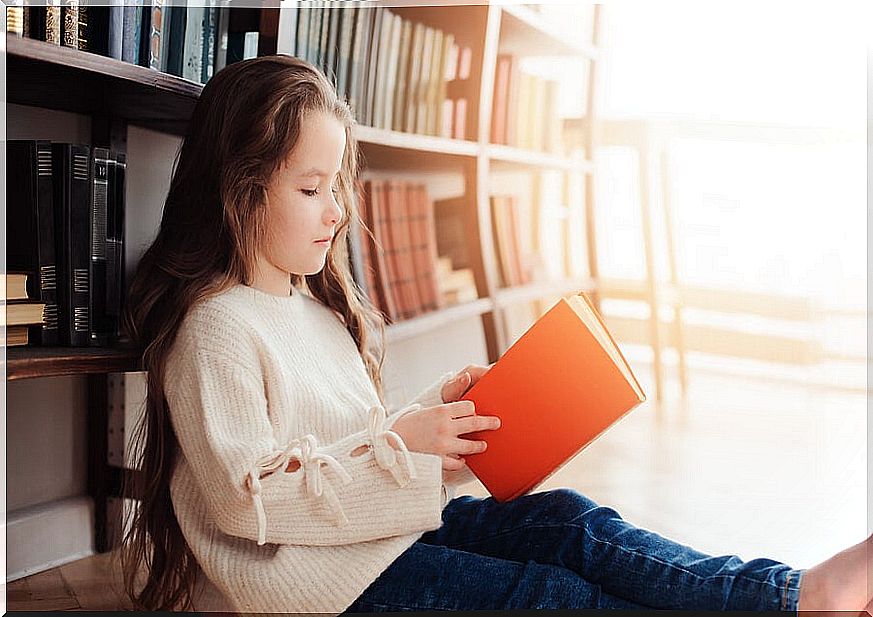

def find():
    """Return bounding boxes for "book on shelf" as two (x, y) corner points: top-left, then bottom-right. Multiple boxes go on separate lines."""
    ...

(384, 179), (421, 319)
(4, 272), (31, 302)
(491, 54), (563, 153)
(354, 179), (451, 323)
(4, 300), (47, 328)
(458, 291), (646, 502)
(490, 195), (531, 288)
(8, 140), (60, 345)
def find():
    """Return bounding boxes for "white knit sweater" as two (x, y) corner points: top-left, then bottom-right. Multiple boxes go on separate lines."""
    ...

(164, 284), (476, 614)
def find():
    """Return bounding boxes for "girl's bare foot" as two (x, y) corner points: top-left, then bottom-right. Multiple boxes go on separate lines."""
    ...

(796, 534), (871, 613)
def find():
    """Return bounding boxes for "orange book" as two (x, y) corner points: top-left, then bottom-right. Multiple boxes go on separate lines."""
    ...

(460, 292), (646, 502)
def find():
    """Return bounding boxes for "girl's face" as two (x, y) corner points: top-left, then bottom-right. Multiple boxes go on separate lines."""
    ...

(254, 111), (346, 294)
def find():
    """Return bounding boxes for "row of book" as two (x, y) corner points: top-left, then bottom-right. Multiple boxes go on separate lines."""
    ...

(350, 179), (478, 323)
(290, 4), (473, 140)
(491, 54), (564, 154)
(7, 140), (126, 348)
(7, 2), (263, 84)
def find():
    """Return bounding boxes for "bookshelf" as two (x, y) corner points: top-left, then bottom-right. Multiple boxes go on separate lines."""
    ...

(5, 2), (604, 553)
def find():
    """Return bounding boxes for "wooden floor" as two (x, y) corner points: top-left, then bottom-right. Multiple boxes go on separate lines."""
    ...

(6, 360), (867, 611)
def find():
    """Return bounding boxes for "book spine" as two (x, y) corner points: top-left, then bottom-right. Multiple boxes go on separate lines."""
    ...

(392, 18), (411, 132)
(325, 5), (340, 85)
(334, 6), (353, 102)
(7, 1), (24, 37)
(90, 147), (110, 347)
(165, 4), (186, 76)
(108, 1), (124, 60)
(61, 0), (79, 49)
(149, 0), (163, 70)
(35, 142), (60, 345)
(122, 2), (139, 64)
(182, 5), (205, 82)
(45, 1), (62, 45)
(52, 144), (91, 347)
(201, 4), (216, 83)
(366, 180), (398, 322)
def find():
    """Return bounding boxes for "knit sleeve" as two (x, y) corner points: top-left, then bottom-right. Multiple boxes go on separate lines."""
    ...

(384, 371), (479, 493)
(164, 324), (445, 547)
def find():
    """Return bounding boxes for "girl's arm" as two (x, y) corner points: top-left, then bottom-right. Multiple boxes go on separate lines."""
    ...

(165, 320), (446, 548)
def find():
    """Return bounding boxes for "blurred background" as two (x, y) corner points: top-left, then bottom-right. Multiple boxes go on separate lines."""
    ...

(475, 1), (869, 575)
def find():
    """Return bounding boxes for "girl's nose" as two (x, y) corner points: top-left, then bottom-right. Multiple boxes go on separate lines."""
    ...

(326, 194), (342, 225)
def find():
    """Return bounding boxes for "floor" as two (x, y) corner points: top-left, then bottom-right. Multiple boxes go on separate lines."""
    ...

(6, 359), (868, 611)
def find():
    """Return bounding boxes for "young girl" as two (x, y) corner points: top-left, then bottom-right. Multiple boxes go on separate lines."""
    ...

(116, 54), (871, 615)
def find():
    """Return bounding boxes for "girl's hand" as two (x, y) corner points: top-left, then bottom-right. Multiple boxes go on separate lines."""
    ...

(391, 401), (501, 471)
(440, 363), (495, 403)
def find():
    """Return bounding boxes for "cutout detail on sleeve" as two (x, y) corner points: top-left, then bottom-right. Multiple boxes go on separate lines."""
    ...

(367, 403), (420, 487)
(245, 434), (352, 545)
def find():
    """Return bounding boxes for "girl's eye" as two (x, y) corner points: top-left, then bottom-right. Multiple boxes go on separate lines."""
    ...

(301, 186), (340, 198)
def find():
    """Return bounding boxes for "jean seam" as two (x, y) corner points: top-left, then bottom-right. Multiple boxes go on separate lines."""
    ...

(449, 520), (787, 595)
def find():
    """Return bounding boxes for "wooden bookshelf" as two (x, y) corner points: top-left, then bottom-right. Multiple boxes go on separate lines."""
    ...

(7, 4), (605, 562)
(5, 346), (142, 381)
(6, 2), (603, 376)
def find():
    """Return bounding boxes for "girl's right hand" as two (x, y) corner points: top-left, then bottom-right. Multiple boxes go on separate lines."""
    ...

(390, 401), (501, 471)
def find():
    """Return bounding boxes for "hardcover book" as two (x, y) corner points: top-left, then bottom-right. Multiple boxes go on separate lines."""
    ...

(459, 292), (646, 502)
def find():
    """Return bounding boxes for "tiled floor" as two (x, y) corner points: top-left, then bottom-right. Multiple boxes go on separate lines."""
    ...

(6, 361), (868, 611)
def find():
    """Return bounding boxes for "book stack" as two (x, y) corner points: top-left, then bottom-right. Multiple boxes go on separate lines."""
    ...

(435, 257), (477, 305)
(10, 1), (265, 84)
(490, 195), (532, 288)
(491, 53), (563, 154)
(352, 178), (462, 324)
(3, 272), (46, 347)
(291, 4), (472, 138)
(7, 140), (127, 348)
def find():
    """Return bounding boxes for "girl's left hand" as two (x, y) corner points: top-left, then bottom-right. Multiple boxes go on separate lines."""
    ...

(440, 363), (494, 403)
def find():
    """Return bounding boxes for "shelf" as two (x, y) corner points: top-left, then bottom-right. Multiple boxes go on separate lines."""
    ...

(6, 35), (200, 135)
(498, 5), (600, 58)
(486, 143), (594, 172)
(386, 298), (494, 343)
(493, 277), (596, 309)
(353, 125), (479, 157)
(5, 346), (143, 381)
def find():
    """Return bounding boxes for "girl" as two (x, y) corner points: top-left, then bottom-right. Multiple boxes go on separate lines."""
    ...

(116, 54), (871, 614)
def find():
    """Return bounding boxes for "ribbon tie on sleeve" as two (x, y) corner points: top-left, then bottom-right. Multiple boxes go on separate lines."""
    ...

(367, 403), (420, 487)
(245, 434), (352, 546)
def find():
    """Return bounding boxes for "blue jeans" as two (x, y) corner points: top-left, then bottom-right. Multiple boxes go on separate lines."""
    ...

(342, 488), (804, 613)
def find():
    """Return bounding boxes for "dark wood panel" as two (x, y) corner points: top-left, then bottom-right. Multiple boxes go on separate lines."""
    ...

(5, 346), (143, 380)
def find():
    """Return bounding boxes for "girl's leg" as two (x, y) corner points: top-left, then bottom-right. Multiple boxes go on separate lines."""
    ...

(418, 488), (804, 613)
(341, 541), (652, 613)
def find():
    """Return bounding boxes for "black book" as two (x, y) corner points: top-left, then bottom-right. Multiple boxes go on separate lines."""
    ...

(106, 152), (127, 344)
(89, 147), (111, 347)
(7, 140), (59, 346)
(52, 143), (92, 347)
(165, 4), (187, 77)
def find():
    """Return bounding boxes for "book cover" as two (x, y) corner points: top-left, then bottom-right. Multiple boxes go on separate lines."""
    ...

(459, 292), (646, 502)
(7, 140), (59, 346)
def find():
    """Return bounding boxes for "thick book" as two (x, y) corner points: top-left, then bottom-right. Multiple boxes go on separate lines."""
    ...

(52, 142), (92, 347)
(459, 292), (646, 502)
(7, 140), (59, 346)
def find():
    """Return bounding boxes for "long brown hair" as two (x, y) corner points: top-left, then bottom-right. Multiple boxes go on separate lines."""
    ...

(114, 54), (386, 611)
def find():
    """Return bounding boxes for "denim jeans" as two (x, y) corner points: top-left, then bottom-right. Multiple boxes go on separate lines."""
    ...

(342, 488), (804, 613)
